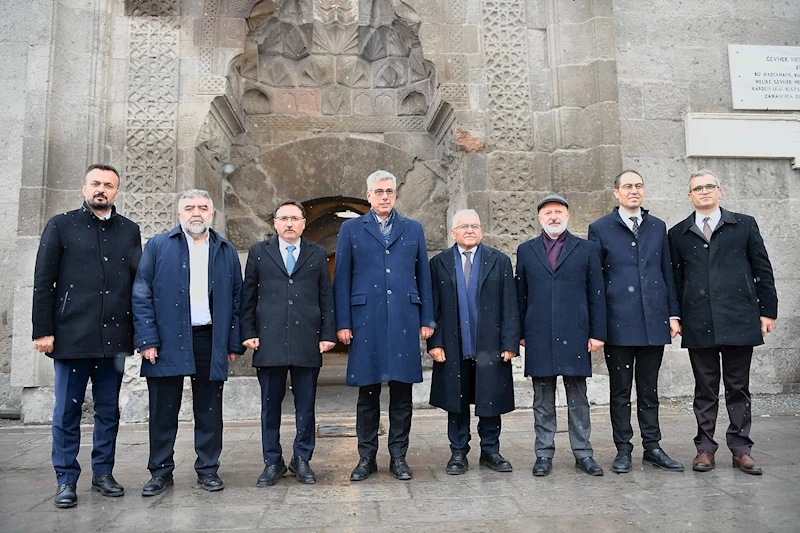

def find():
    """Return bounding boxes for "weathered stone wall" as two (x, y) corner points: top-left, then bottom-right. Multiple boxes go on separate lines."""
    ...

(613, 0), (800, 395)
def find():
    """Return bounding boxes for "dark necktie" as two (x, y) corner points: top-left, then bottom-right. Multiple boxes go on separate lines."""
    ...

(463, 250), (473, 291)
(286, 245), (296, 274)
(630, 217), (640, 239)
(702, 217), (713, 241)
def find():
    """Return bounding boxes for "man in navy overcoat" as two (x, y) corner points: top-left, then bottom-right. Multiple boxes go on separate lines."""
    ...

(427, 209), (519, 475)
(588, 170), (684, 474)
(333, 170), (435, 481)
(516, 194), (607, 477)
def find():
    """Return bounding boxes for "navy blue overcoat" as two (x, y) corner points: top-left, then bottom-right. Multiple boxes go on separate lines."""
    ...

(133, 226), (245, 382)
(333, 211), (435, 386)
(515, 232), (606, 377)
(588, 208), (679, 347)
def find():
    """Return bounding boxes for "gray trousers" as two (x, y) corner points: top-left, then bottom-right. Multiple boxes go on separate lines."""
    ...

(532, 376), (593, 459)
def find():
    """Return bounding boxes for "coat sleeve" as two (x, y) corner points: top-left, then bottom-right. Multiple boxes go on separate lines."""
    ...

(129, 225), (143, 279)
(318, 250), (336, 342)
(660, 226), (680, 318)
(499, 255), (521, 353)
(515, 244), (528, 342)
(587, 223), (604, 263)
(227, 249), (245, 355)
(132, 239), (160, 351)
(587, 241), (607, 342)
(239, 246), (259, 343)
(415, 225), (435, 329)
(333, 223), (353, 331)
(426, 256), (444, 351)
(746, 217), (778, 319)
(31, 218), (62, 339)
(668, 228), (684, 319)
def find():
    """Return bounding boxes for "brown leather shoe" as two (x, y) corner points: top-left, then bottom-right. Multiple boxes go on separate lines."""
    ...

(692, 450), (715, 472)
(732, 453), (762, 475)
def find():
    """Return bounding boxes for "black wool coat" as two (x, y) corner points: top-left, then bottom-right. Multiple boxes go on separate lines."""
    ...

(240, 236), (336, 368)
(427, 245), (520, 417)
(32, 202), (142, 359)
(668, 208), (778, 349)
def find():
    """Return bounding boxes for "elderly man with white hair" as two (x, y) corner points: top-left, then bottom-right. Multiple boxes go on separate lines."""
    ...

(427, 209), (520, 475)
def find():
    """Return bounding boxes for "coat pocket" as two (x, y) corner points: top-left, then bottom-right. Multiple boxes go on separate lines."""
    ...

(58, 291), (69, 323)
(410, 293), (421, 305)
(351, 294), (367, 306)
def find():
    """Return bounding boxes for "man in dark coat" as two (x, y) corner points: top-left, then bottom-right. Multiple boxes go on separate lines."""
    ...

(334, 170), (435, 482)
(668, 169), (777, 475)
(133, 189), (245, 496)
(427, 209), (519, 475)
(588, 170), (684, 474)
(32, 164), (142, 508)
(516, 194), (607, 477)
(241, 200), (336, 486)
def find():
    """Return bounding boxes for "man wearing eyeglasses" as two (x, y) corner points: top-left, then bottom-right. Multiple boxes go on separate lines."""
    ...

(334, 170), (435, 482)
(668, 169), (777, 475)
(427, 209), (519, 475)
(588, 170), (684, 474)
(240, 200), (336, 487)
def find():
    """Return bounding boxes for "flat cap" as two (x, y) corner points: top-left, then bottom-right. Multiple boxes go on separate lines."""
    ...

(537, 194), (569, 211)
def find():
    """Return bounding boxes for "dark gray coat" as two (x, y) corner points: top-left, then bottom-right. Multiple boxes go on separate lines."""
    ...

(240, 236), (335, 368)
(32, 203), (142, 359)
(427, 245), (520, 417)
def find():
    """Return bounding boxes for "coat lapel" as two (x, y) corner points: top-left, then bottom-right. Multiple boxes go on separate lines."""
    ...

(529, 237), (553, 274)
(443, 245), (458, 294)
(477, 245), (496, 294)
(264, 236), (287, 275)
(362, 213), (386, 247)
(386, 215), (407, 248)
(554, 232), (579, 271)
(291, 237), (313, 274)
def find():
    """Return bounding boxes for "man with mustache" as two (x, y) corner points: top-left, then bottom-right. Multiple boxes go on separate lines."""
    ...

(516, 194), (607, 477)
(132, 189), (245, 496)
(32, 164), (142, 508)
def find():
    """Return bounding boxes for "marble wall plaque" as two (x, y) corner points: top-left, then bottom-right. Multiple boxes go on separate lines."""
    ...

(729, 44), (800, 110)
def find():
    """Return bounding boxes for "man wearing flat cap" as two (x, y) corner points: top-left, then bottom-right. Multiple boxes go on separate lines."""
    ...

(516, 194), (607, 477)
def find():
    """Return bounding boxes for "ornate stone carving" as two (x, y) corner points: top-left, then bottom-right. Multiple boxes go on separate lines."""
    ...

(298, 56), (334, 87)
(242, 88), (273, 114)
(122, 193), (178, 238)
(314, 0), (357, 24)
(126, 0), (179, 17)
(490, 193), (540, 237)
(246, 115), (425, 132)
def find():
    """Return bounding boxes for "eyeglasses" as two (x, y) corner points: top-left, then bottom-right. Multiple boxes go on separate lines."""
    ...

(274, 216), (304, 223)
(370, 189), (396, 197)
(454, 224), (482, 232)
(618, 183), (644, 191)
(690, 184), (718, 193)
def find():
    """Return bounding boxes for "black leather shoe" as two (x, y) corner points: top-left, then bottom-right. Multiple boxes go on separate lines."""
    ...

(54, 483), (77, 508)
(257, 459), (288, 487)
(575, 456), (604, 476)
(350, 456), (378, 482)
(532, 457), (552, 476)
(389, 456), (413, 480)
(643, 448), (685, 472)
(197, 472), (225, 492)
(611, 450), (632, 473)
(289, 456), (316, 484)
(479, 452), (513, 472)
(91, 474), (124, 497)
(141, 475), (173, 497)
(446, 452), (468, 475)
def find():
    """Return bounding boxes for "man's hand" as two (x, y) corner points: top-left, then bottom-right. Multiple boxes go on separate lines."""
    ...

(33, 335), (55, 354)
(669, 319), (681, 339)
(588, 338), (604, 352)
(141, 347), (158, 364)
(337, 329), (353, 345)
(760, 316), (776, 336)
(501, 350), (516, 362)
(519, 339), (525, 347)
(420, 326), (434, 340)
(428, 347), (445, 363)
(228, 353), (240, 362)
(319, 341), (336, 353)
(242, 338), (259, 350)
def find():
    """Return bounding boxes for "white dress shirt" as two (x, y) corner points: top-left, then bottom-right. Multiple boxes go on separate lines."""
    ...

(617, 207), (642, 232)
(185, 232), (212, 326)
(695, 208), (721, 234)
(278, 237), (301, 268)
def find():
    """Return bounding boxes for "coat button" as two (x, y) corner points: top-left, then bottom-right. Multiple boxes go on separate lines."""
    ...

(386, 269), (391, 273)
(631, 242), (636, 247)
(703, 243), (709, 248)
(387, 290), (392, 295)
(288, 300), (294, 305)
(288, 279), (294, 284)
(386, 250), (390, 254)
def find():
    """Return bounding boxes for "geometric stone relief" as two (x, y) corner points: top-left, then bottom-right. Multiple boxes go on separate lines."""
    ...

(488, 151), (551, 192)
(490, 193), (540, 238)
(121, 193), (178, 238)
(125, 0), (179, 16)
(124, 16), (181, 237)
(247, 114), (425, 132)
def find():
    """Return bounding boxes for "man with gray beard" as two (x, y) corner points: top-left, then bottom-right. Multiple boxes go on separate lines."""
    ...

(132, 189), (245, 496)
(515, 194), (607, 477)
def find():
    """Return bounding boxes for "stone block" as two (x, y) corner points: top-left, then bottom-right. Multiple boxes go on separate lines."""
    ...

(598, 101), (621, 144)
(412, 369), (432, 408)
(598, 144), (623, 184)
(615, 46), (674, 82)
(611, 9), (648, 54)
(552, 148), (602, 193)
(643, 82), (690, 121)
(525, 0), (547, 29)
(550, 0), (594, 25)
(619, 119), (685, 158)
(0, 42), (28, 80)
(463, 25), (480, 54)
(384, 132), (436, 160)
(667, 46), (726, 85)
(596, 59), (618, 102)
(528, 70), (551, 112)
(0, 373), (21, 411)
(555, 105), (602, 150)
(465, 190), (490, 229)
(558, 190), (608, 234)
(593, 17), (616, 60)
(461, 151), (487, 192)
(23, 92), (48, 139)
(552, 63), (598, 108)
(20, 386), (54, 424)
(0, 80), (26, 119)
(550, 20), (595, 65)
(527, 29), (548, 69)
(687, 80), (731, 113)
(751, 348), (796, 393)
(621, 156), (688, 201)
(222, 377), (262, 420)
(16, 187), (45, 238)
(533, 110), (556, 152)
(618, 80), (642, 120)
(54, 7), (95, 55)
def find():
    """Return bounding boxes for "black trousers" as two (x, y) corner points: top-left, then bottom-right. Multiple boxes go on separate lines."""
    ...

(146, 329), (224, 478)
(356, 381), (412, 459)
(447, 358), (501, 455)
(604, 345), (664, 452)
(688, 345), (754, 455)
(257, 365), (320, 465)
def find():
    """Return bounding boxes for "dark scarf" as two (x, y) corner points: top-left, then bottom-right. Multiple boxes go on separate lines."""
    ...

(454, 245), (480, 359)
(541, 230), (567, 269)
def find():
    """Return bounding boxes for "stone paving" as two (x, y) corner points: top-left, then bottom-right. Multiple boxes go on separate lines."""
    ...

(1, 401), (799, 533)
